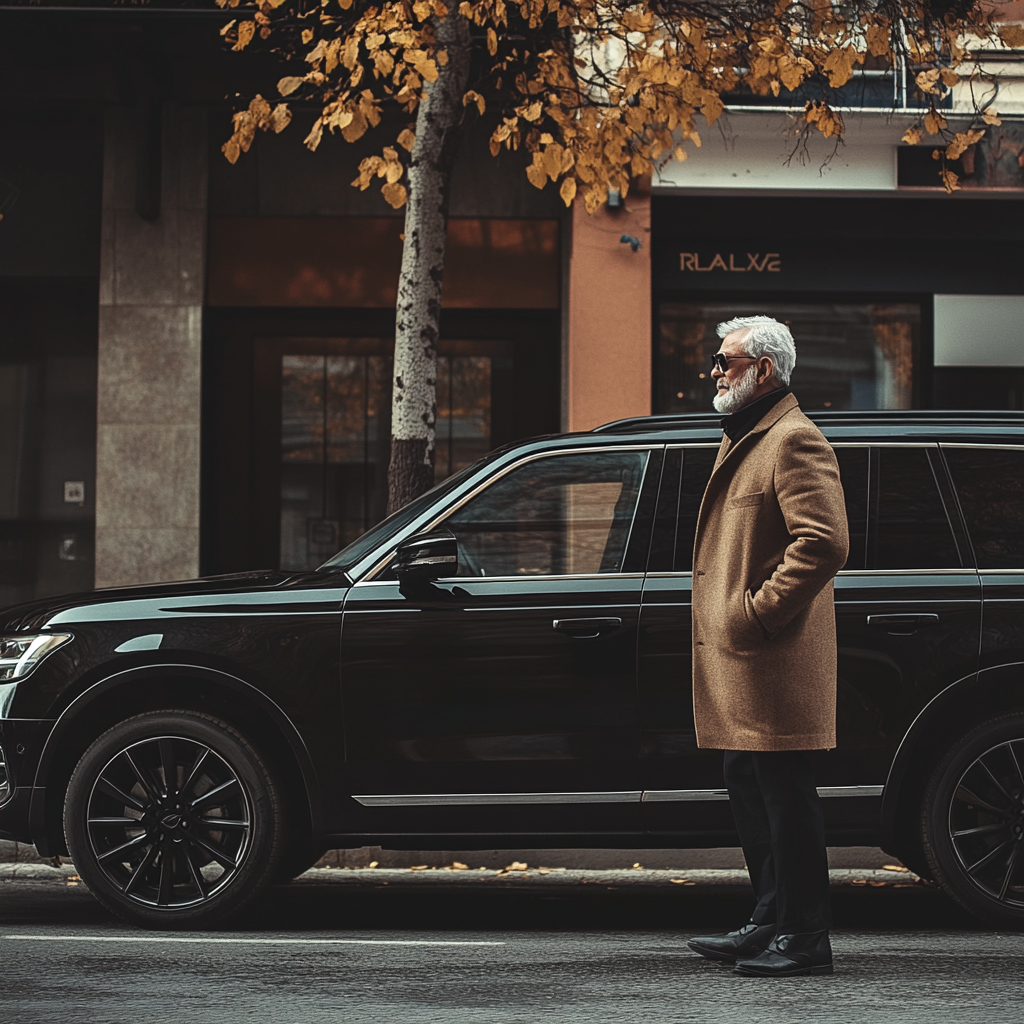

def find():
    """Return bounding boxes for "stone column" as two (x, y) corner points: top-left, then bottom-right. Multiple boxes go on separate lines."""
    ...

(94, 104), (206, 589)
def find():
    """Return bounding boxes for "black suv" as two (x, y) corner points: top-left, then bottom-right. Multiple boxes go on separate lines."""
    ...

(0, 410), (1021, 929)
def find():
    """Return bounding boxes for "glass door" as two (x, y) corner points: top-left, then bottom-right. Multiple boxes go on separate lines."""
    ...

(276, 340), (502, 572)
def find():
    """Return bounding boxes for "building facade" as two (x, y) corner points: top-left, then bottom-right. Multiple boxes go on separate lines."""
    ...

(0, 4), (1022, 605)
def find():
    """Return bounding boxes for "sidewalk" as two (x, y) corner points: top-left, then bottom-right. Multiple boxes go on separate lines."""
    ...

(2, 839), (902, 871)
(0, 858), (921, 889)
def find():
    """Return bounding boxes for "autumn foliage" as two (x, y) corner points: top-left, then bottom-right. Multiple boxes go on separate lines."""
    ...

(220, 1), (1022, 197)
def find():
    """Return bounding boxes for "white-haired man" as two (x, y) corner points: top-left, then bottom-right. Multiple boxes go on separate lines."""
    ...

(686, 316), (849, 977)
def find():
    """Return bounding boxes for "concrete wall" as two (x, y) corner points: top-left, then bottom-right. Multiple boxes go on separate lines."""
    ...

(94, 105), (206, 588)
(566, 196), (652, 431)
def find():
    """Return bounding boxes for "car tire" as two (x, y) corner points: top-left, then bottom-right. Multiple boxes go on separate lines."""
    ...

(64, 710), (286, 930)
(920, 712), (1024, 930)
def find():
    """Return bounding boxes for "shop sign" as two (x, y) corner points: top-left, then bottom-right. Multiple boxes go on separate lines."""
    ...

(679, 252), (782, 273)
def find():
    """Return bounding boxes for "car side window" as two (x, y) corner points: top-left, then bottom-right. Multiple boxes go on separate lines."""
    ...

(834, 447), (868, 570)
(442, 450), (650, 577)
(871, 447), (961, 569)
(944, 447), (1024, 569)
(647, 447), (717, 573)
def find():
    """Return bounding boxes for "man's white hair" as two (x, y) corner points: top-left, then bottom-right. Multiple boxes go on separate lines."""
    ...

(716, 315), (796, 386)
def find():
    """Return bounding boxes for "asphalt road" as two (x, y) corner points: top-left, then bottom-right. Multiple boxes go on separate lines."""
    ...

(1, 867), (1021, 1024)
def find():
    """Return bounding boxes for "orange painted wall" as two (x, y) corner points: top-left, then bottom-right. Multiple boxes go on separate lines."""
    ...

(567, 195), (651, 432)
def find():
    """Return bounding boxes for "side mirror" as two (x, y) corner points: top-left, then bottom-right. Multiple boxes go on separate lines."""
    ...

(393, 529), (458, 580)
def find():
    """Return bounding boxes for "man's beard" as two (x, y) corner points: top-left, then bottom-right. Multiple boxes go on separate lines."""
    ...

(713, 364), (759, 414)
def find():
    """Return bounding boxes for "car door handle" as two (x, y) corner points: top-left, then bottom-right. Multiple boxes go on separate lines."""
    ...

(866, 613), (940, 635)
(552, 617), (623, 638)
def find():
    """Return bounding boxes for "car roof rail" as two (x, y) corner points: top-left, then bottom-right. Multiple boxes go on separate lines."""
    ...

(591, 409), (1024, 434)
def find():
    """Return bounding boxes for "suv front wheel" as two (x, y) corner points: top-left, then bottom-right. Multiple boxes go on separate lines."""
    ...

(921, 713), (1024, 930)
(64, 710), (286, 929)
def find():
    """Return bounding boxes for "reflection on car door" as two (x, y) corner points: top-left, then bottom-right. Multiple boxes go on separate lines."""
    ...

(339, 447), (661, 839)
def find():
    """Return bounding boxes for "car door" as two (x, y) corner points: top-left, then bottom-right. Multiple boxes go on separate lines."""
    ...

(827, 443), (981, 813)
(339, 446), (661, 838)
(635, 444), (734, 836)
(637, 439), (982, 843)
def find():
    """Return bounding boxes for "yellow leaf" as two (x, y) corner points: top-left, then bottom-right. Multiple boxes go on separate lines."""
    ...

(923, 108), (947, 135)
(542, 143), (563, 181)
(915, 69), (941, 96)
(559, 176), (576, 206)
(278, 76), (305, 97)
(341, 109), (368, 143)
(304, 117), (324, 151)
(982, 107), (1001, 126)
(940, 167), (960, 193)
(382, 182), (407, 208)
(865, 23), (891, 58)
(945, 129), (983, 161)
(998, 25), (1024, 48)
(397, 128), (415, 151)
(268, 103), (291, 134)
(487, 27), (497, 56)
(222, 138), (241, 164)
(233, 21), (255, 52)
(437, 49), (449, 66)
(301, 28), (314, 45)
(219, 19), (236, 37)
(526, 158), (548, 190)
(939, 68), (960, 88)
(902, 126), (922, 145)
(337, 0), (353, 8)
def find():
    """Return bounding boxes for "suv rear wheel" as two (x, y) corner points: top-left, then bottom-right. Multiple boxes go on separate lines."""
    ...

(64, 710), (286, 929)
(921, 713), (1024, 930)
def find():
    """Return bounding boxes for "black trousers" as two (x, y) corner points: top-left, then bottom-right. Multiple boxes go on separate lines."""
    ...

(723, 749), (832, 934)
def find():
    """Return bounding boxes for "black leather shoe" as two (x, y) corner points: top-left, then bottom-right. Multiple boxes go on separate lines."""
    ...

(686, 922), (777, 964)
(733, 930), (833, 977)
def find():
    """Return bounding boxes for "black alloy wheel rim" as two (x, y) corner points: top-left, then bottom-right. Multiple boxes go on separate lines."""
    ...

(947, 738), (1024, 909)
(85, 735), (252, 909)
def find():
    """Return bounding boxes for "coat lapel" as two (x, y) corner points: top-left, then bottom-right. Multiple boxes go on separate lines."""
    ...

(693, 393), (801, 554)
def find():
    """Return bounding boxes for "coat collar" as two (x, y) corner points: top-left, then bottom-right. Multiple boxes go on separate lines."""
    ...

(713, 392), (800, 473)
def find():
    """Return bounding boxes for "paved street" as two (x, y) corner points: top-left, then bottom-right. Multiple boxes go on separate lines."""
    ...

(1, 864), (1021, 1024)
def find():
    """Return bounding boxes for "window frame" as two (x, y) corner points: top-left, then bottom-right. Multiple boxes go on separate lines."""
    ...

(939, 443), (1024, 573)
(865, 442), (970, 572)
(360, 444), (664, 583)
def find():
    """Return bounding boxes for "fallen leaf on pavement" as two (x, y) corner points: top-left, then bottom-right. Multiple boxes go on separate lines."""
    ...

(881, 864), (909, 872)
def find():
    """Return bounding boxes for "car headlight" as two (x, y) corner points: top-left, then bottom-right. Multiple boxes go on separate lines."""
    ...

(0, 633), (73, 682)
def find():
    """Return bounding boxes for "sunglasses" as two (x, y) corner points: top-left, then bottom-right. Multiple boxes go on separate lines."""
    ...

(711, 352), (758, 374)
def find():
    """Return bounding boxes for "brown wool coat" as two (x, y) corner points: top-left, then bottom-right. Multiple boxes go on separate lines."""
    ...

(691, 393), (849, 751)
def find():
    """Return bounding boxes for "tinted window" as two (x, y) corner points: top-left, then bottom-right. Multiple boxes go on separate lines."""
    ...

(872, 447), (961, 569)
(444, 451), (649, 577)
(835, 447), (869, 570)
(647, 447), (717, 573)
(945, 447), (1024, 569)
(675, 448), (717, 571)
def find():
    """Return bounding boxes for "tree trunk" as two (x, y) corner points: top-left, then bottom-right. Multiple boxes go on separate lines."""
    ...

(386, 13), (471, 515)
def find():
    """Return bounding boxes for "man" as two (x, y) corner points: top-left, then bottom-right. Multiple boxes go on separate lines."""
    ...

(686, 316), (849, 978)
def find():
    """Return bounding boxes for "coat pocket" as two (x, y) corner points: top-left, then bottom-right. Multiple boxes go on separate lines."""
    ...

(725, 490), (764, 510)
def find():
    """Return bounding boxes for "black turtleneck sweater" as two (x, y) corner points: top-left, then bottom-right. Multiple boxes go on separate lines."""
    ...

(720, 385), (792, 442)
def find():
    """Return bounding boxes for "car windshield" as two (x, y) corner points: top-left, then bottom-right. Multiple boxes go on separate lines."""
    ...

(318, 458), (490, 573)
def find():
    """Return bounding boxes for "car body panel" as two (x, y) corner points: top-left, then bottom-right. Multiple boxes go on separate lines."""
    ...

(0, 411), (1019, 860)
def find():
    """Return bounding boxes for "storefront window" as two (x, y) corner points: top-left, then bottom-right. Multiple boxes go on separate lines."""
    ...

(655, 302), (919, 414)
(279, 347), (496, 572)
